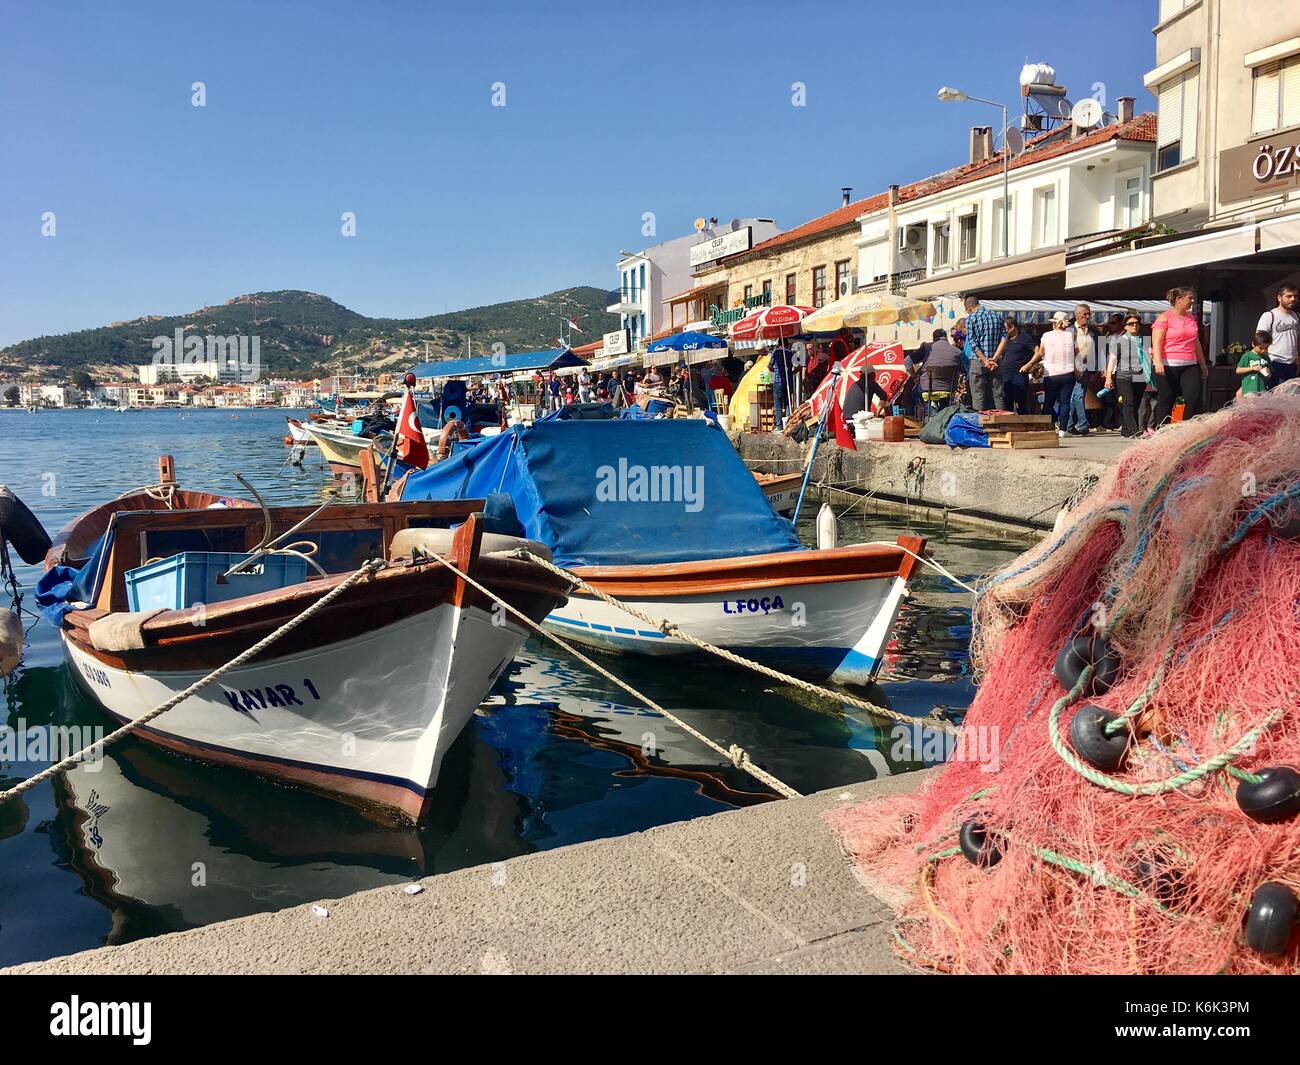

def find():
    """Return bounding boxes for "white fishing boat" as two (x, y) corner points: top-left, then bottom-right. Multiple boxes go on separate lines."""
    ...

(31, 459), (569, 821)
(393, 419), (926, 688)
(303, 422), (389, 474)
(285, 417), (315, 445)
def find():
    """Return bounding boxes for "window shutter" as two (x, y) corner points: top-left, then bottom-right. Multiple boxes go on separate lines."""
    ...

(1158, 77), (1183, 148)
(1181, 71), (1199, 160)
(1282, 59), (1300, 129)
(1254, 63), (1281, 134)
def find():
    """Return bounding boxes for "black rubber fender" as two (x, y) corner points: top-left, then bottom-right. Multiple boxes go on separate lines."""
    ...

(1068, 704), (1131, 772)
(1244, 882), (1297, 956)
(959, 819), (1002, 868)
(0, 485), (52, 565)
(1054, 633), (1121, 696)
(1235, 766), (1300, 823)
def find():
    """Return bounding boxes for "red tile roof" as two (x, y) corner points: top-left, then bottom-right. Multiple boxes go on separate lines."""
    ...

(571, 339), (604, 355)
(724, 113), (1156, 260)
(662, 280), (730, 304)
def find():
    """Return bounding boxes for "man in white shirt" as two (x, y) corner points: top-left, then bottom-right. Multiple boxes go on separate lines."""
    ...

(1257, 283), (1299, 386)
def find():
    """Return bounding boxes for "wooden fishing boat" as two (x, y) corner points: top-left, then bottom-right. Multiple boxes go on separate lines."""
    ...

(752, 470), (803, 517)
(285, 417), (315, 445)
(37, 458), (570, 821)
(393, 420), (928, 688)
(303, 422), (389, 474)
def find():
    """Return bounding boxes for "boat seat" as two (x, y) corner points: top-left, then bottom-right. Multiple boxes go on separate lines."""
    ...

(388, 527), (552, 564)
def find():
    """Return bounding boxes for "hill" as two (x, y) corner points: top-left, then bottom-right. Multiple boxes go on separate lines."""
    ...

(0, 287), (617, 379)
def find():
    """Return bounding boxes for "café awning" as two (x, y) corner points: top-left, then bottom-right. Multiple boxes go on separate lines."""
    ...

(908, 248), (1068, 299)
(1065, 225), (1258, 290)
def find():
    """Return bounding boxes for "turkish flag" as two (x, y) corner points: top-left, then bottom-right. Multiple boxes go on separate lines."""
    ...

(828, 384), (857, 451)
(396, 390), (430, 469)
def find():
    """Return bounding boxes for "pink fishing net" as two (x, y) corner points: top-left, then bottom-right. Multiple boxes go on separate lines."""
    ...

(827, 385), (1300, 973)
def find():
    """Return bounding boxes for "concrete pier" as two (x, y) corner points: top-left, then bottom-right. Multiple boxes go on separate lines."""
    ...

(739, 431), (1130, 530)
(3, 769), (937, 976)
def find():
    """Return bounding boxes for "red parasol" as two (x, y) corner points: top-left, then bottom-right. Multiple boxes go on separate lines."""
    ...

(808, 342), (908, 418)
(729, 304), (815, 342)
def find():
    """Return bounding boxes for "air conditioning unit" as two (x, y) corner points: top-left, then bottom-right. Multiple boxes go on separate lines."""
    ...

(898, 225), (925, 252)
(838, 275), (855, 298)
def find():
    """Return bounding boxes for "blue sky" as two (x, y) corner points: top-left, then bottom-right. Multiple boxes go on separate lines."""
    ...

(0, 0), (1158, 346)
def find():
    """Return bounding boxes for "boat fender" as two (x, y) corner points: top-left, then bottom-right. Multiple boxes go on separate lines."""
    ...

(1068, 704), (1131, 771)
(1244, 882), (1298, 956)
(816, 502), (837, 549)
(1235, 766), (1300, 823)
(958, 819), (1002, 868)
(1054, 634), (1120, 696)
(0, 486), (52, 565)
(0, 609), (22, 677)
(283, 434), (294, 446)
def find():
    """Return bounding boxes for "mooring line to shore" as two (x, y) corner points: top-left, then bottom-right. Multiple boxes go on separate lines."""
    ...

(0, 558), (387, 806)
(424, 551), (805, 798)
(517, 550), (960, 737)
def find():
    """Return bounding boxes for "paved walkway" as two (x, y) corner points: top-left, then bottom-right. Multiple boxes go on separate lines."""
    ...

(3, 770), (937, 975)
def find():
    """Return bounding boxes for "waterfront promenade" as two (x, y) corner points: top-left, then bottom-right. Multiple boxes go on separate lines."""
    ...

(3, 770), (937, 976)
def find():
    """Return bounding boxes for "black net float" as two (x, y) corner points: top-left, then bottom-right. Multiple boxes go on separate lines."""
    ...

(1244, 882), (1297, 957)
(0, 486), (52, 566)
(1133, 854), (1188, 909)
(1068, 704), (1131, 772)
(1054, 634), (1121, 696)
(959, 819), (1002, 868)
(1235, 766), (1300, 823)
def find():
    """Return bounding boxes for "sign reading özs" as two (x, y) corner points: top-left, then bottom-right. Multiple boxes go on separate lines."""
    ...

(1220, 129), (1300, 204)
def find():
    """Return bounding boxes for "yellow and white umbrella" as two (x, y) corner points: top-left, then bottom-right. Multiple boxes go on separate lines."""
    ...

(799, 291), (936, 333)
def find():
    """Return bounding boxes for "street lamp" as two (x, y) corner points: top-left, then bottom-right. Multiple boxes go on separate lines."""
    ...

(938, 87), (1011, 259)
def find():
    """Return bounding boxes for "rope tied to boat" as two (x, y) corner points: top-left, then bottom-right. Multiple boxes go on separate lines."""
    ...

(420, 551), (803, 799)
(0, 558), (387, 806)
(518, 550), (960, 737)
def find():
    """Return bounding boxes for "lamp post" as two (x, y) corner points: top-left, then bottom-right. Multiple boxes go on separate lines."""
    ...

(938, 87), (1010, 260)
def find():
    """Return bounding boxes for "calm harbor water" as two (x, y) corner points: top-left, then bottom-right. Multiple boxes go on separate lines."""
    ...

(0, 408), (1027, 966)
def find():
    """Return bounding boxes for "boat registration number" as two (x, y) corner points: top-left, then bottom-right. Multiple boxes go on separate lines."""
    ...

(722, 596), (785, 615)
(222, 678), (321, 712)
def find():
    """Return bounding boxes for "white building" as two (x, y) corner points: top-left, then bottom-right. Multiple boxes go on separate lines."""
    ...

(606, 219), (780, 348)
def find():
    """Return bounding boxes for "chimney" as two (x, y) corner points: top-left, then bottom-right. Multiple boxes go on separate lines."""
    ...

(1117, 96), (1135, 123)
(969, 126), (993, 164)
(841, 187), (853, 207)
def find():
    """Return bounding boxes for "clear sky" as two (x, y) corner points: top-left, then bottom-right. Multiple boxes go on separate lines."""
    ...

(0, 0), (1158, 346)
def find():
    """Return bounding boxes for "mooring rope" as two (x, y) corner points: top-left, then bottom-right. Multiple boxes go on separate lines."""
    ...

(421, 550), (803, 798)
(518, 550), (959, 736)
(0, 558), (387, 806)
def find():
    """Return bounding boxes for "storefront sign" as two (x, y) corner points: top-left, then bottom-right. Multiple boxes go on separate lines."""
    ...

(689, 226), (753, 268)
(1220, 129), (1300, 204)
(603, 328), (629, 357)
(708, 290), (771, 328)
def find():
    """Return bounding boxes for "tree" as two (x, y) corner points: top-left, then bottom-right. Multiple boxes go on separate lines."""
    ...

(72, 371), (96, 393)
(3, 386), (19, 407)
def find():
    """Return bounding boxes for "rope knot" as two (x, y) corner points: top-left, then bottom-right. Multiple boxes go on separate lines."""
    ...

(727, 744), (748, 769)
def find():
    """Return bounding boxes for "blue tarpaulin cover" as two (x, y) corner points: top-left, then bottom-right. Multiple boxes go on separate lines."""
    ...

(34, 531), (112, 624)
(399, 420), (801, 568)
(944, 412), (991, 448)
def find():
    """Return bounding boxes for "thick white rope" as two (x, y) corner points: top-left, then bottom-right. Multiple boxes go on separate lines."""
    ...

(0, 558), (387, 805)
(420, 551), (803, 798)
(518, 550), (959, 737)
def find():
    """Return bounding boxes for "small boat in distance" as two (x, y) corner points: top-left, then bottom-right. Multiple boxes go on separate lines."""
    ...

(35, 457), (570, 821)
(304, 422), (390, 474)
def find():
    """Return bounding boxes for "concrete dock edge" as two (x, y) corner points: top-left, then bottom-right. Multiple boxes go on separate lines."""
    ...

(4, 768), (940, 976)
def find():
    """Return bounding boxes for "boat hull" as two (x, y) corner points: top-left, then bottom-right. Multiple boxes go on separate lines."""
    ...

(542, 540), (923, 687)
(63, 600), (530, 822)
(305, 424), (383, 474)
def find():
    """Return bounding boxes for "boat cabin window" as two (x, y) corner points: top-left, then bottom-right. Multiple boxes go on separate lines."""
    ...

(291, 529), (384, 572)
(140, 525), (247, 562)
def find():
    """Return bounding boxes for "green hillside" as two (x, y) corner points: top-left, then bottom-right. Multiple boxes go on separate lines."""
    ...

(0, 287), (616, 379)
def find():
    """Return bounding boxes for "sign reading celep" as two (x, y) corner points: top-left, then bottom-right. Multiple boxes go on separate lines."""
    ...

(603, 329), (629, 357)
(689, 226), (753, 268)
(1220, 129), (1300, 204)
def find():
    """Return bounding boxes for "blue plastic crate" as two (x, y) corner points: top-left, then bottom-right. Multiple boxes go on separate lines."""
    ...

(125, 552), (310, 612)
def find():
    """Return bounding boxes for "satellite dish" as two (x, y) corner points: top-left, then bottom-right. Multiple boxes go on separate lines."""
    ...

(1071, 99), (1103, 130)
(693, 217), (706, 232)
(1005, 126), (1025, 157)
(728, 218), (741, 230)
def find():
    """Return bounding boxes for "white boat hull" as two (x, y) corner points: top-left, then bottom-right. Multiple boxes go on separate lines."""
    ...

(543, 572), (909, 687)
(63, 600), (530, 820)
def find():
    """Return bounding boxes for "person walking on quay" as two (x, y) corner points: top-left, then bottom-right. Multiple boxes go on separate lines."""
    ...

(1237, 331), (1274, 398)
(1104, 311), (1153, 437)
(577, 367), (592, 403)
(1023, 311), (1078, 434)
(993, 316), (1035, 414)
(1257, 283), (1299, 386)
(1152, 286), (1209, 427)
(963, 295), (1006, 412)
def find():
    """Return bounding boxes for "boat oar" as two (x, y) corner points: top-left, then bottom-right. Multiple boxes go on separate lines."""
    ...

(789, 366), (841, 529)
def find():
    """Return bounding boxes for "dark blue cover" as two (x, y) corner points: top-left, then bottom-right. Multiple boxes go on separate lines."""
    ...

(399, 421), (801, 567)
(944, 411), (991, 448)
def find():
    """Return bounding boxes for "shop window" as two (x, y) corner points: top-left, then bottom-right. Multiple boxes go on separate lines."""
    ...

(1157, 69), (1199, 170)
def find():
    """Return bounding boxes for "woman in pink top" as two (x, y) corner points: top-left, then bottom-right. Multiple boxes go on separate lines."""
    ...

(1022, 311), (1078, 432)
(1151, 286), (1208, 427)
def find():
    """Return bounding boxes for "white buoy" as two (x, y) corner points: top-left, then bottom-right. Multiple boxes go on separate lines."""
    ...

(816, 502), (838, 550)
(1, 609), (22, 677)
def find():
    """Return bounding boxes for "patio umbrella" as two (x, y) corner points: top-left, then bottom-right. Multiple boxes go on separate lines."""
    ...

(645, 330), (728, 353)
(800, 292), (936, 333)
(808, 342), (909, 418)
(729, 305), (814, 343)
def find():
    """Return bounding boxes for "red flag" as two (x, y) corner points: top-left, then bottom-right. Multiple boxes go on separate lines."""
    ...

(396, 390), (430, 469)
(828, 385), (857, 451)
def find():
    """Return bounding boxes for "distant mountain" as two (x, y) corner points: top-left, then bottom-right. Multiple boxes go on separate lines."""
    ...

(0, 287), (617, 379)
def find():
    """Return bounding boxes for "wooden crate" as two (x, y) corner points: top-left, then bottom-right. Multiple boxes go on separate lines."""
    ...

(981, 413), (1053, 430)
(988, 430), (1060, 449)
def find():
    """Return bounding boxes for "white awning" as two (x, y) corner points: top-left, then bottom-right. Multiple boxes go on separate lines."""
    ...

(1259, 216), (1300, 253)
(1065, 225), (1258, 289)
